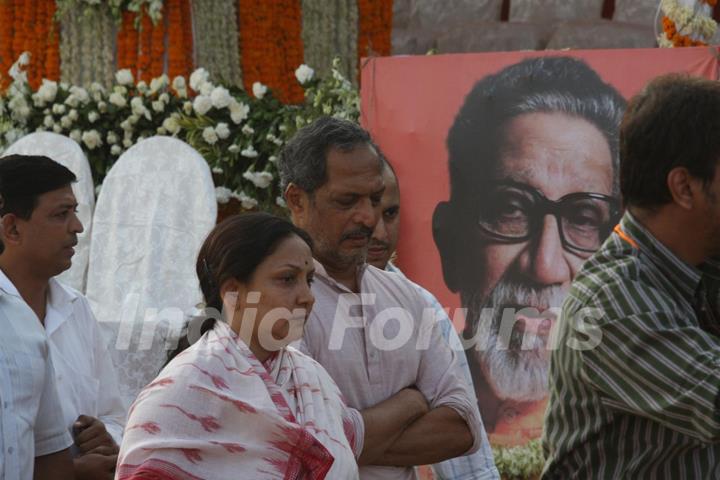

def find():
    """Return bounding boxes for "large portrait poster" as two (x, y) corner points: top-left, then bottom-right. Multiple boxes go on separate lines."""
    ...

(360, 47), (719, 465)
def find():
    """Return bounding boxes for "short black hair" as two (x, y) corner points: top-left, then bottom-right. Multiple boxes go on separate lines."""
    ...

(620, 74), (720, 209)
(278, 116), (378, 193)
(0, 154), (77, 219)
(446, 56), (626, 206)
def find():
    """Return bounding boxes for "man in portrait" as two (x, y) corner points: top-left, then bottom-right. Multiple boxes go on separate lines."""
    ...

(432, 56), (626, 446)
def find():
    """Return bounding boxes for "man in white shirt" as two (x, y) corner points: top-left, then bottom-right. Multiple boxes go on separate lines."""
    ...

(0, 281), (75, 480)
(367, 159), (499, 479)
(0, 155), (125, 480)
(280, 117), (484, 480)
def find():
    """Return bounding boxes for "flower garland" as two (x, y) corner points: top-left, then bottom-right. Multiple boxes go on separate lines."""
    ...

(166, 0), (193, 80)
(301, 0), (359, 83)
(357, 0), (393, 65)
(192, 0), (242, 87)
(0, 0), (14, 88)
(1, 52), (357, 214)
(55, 0), (165, 25)
(45, 0), (61, 82)
(138, 8), (153, 82)
(150, 10), (166, 80)
(492, 439), (544, 480)
(658, 0), (718, 47)
(238, 0), (305, 103)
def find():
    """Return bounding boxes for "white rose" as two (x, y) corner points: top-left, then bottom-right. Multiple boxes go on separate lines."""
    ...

(243, 171), (273, 189)
(82, 130), (102, 150)
(159, 92), (169, 104)
(123, 138), (133, 148)
(52, 104), (66, 115)
(130, 97), (145, 114)
(69, 129), (81, 142)
(97, 101), (107, 113)
(228, 144), (240, 154)
(193, 95), (212, 115)
(294, 64), (314, 84)
(252, 81), (267, 99)
(18, 51), (30, 66)
(276, 196), (287, 208)
(64, 95), (79, 108)
(235, 191), (258, 210)
(162, 116), (181, 135)
(151, 100), (164, 112)
(136, 81), (148, 94)
(115, 69), (134, 85)
(241, 124), (254, 136)
(69, 86), (89, 104)
(172, 76), (186, 91)
(215, 122), (230, 139)
(106, 131), (118, 144)
(60, 116), (72, 129)
(43, 115), (54, 128)
(128, 114), (140, 125)
(37, 79), (58, 102)
(109, 92), (127, 108)
(189, 68), (209, 91)
(90, 82), (105, 94)
(52, 124), (62, 133)
(68, 109), (78, 121)
(241, 145), (258, 158)
(183, 101), (193, 115)
(229, 100), (249, 124)
(156, 126), (167, 135)
(88, 111), (99, 123)
(268, 155), (277, 163)
(202, 126), (218, 144)
(212, 166), (224, 174)
(111, 145), (122, 156)
(113, 85), (128, 95)
(149, 74), (168, 94)
(215, 186), (232, 204)
(210, 86), (231, 109)
(120, 119), (132, 131)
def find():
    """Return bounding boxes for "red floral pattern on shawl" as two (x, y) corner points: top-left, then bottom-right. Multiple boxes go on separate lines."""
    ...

(117, 321), (360, 479)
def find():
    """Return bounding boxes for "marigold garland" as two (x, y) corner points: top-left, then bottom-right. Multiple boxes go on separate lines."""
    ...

(180, 0), (194, 78)
(166, 0), (192, 80)
(357, 0), (392, 64)
(0, 0), (14, 87)
(138, 8), (153, 82)
(150, 11), (166, 80)
(44, 0), (60, 82)
(117, 10), (139, 78)
(237, 0), (304, 103)
(662, 15), (707, 46)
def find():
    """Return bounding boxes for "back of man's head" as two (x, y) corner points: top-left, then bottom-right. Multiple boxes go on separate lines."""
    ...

(0, 154), (76, 219)
(446, 56), (626, 204)
(620, 74), (720, 210)
(278, 116), (373, 194)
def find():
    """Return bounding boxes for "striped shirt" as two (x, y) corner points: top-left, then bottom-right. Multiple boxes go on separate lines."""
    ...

(542, 211), (720, 479)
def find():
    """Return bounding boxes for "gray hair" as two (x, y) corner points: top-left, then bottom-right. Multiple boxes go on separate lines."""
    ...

(447, 56), (627, 201)
(278, 116), (375, 193)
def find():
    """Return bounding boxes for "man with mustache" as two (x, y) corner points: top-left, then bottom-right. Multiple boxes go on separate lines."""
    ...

(0, 155), (125, 480)
(432, 56), (626, 446)
(281, 117), (492, 479)
(368, 158), (498, 479)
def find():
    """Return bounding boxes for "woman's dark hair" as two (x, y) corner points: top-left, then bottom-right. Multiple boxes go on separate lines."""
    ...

(166, 212), (313, 365)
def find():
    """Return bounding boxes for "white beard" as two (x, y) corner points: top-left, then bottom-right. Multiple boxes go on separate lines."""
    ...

(464, 281), (566, 402)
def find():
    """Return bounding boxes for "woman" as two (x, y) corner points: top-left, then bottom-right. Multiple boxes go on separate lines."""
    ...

(116, 213), (362, 479)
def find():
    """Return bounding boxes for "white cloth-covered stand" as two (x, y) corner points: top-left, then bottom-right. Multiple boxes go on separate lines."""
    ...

(85, 136), (216, 408)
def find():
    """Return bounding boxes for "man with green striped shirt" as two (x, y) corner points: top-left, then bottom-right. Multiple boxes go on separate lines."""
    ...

(543, 74), (720, 478)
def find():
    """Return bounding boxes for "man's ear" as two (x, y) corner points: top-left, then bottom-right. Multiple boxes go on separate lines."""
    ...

(0, 214), (22, 247)
(432, 201), (461, 292)
(666, 167), (697, 210)
(285, 183), (309, 223)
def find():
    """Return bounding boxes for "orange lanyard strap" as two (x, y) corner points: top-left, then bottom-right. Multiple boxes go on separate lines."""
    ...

(613, 225), (639, 249)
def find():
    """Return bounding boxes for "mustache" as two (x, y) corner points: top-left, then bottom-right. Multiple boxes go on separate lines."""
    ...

(368, 238), (389, 249)
(340, 226), (373, 242)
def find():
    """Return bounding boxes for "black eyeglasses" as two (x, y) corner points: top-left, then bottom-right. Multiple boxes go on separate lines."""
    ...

(477, 181), (621, 255)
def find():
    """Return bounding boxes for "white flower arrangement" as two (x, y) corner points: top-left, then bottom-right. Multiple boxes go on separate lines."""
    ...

(295, 64), (315, 85)
(0, 54), (359, 213)
(252, 82), (267, 99)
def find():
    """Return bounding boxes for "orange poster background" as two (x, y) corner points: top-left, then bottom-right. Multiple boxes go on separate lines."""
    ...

(360, 47), (719, 321)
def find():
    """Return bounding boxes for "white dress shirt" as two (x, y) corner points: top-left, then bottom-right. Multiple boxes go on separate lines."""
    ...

(301, 261), (484, 480)
(0, 281), (72, 480)
(0, 270), (126, 452)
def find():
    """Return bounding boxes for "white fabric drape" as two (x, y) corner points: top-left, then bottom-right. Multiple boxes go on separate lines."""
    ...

(86, 136), (216, 408)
